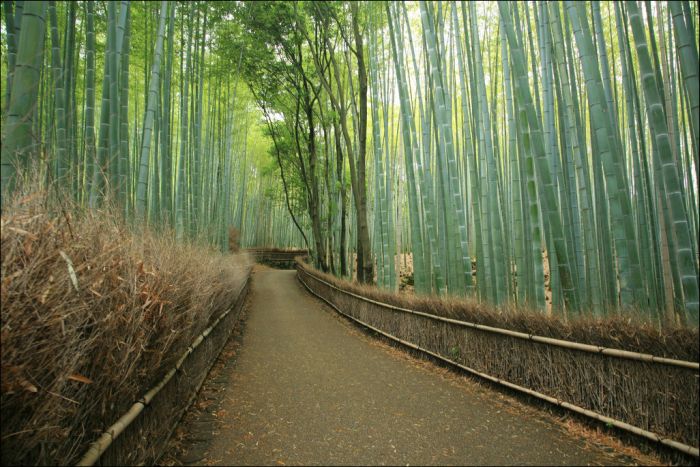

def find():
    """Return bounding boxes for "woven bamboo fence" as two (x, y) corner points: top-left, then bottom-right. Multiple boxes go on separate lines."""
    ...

(246, 248), (309, 269)
(77, 275), (251, 466)
(297, 264), (699, 458)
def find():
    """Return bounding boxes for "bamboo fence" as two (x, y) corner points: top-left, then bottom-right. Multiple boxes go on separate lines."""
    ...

(297, 264), (699, 458)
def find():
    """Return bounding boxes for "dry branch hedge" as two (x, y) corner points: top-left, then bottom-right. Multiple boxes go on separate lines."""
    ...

(94, 277), (250, 466)
(1, 187), (251, 466)
(296, 261), (699, 452)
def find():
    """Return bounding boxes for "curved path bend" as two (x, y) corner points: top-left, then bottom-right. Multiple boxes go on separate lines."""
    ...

(163, 268), (647, 466)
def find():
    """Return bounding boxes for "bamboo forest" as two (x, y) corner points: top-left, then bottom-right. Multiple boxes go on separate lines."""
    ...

(2, 0), (699, 321)
(1, 2), (699, 466)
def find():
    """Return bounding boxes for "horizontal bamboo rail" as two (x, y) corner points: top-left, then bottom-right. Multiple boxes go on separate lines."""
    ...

(297, 265), (699, 458)
(76, 274), (251, 467)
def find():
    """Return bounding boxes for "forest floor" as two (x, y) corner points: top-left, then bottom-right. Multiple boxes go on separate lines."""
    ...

(160, 266), (659, 466)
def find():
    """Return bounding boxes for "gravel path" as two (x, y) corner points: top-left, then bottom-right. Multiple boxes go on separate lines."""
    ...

(162, 267), (646, 466)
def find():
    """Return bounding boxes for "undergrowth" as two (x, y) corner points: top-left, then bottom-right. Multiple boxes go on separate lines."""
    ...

(1, 183), (251, 466)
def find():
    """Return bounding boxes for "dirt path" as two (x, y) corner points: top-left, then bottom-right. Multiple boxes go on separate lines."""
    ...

(162, 267), (649, 466)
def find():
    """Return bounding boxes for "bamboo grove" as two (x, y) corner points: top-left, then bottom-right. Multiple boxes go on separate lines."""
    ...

(1, 1), (304, 251)
(1, 1), (698, 327)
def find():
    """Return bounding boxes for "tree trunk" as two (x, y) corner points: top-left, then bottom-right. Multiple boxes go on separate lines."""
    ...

(350, 2), (374, 284)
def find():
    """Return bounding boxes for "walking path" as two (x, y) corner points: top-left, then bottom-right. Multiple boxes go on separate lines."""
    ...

(162, 267), (648, 466)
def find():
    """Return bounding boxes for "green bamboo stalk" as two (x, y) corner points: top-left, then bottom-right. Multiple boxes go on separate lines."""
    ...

(176, 6), (193, 239)
(1, 0), (47, 199)
(386, 3), (428, 293)
(369, 11), (388, 288)
(2, 1), (18, 114)
(502, 1), (579, 311)
(567, 1), (645, 310)
(106, 1), (120, 197)
(48, 1), (67, 182)
(116, 1), (130, 215)
(90, 2), (115, 207)
(63, 1), (77, 191)
(627, 1), (699, 324)
(160, 2), (175, 222)
(669, 1), (699, 173)
(83, 1), (96, 207)
(512, 3), (545, 309)
(381, 20), (398, 292)
(468, 2), (506, 302)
